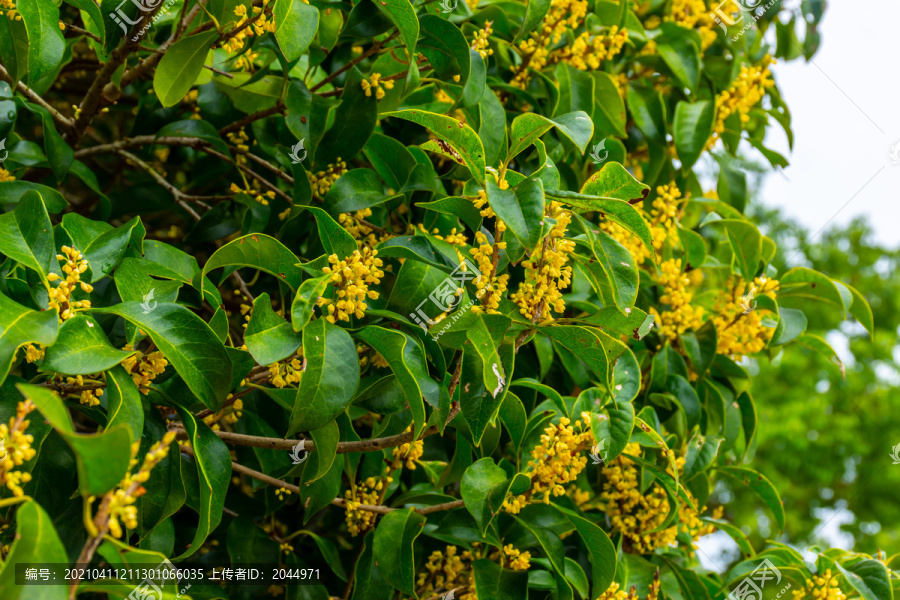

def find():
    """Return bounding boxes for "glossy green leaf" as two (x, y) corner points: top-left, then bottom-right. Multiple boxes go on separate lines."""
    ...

(0, 190), (54, 279)
(372, 508), (425, 596)
(486, 177), (544, 251)
(507, 111), (594, 161)
(291, 273), (331, 332)
(40, 315), (132, 375)
(581, 162), (650, 203)
(717, 466), (785, 532)
(202, 233), (303, 294)
(673, 100), (715, 171)
(105, 365), (144, 444)
(0, 500), (68, 600)
(245, 292), (303, 365)
(90, 302), (232, 410)
(0, 290), (58, 387)
(153, 30), (218, 108)
(273, 0), (319, 62)
(19, 0), (65, 84)
(307, 206), (359, 259)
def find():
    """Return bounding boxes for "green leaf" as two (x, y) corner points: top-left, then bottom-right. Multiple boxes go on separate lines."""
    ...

(573, 215), (639, 312)
(769, 307), (807, 347)
(515, 0), (552, 42)
(844, 282), (874, 336)
(716, 466), (785, 532)
(665, 374), (701, 430)
(657, 36), (700, 90)
(0, 189), (54, 280)
(555, 505), (617, 598)
(307, 206), (359, 259)
(460, 342), (514, 446)
(372, 508), (426, 596)
(460, 458), (529, 535)
(514, 515), (571, 594)
(506, 111), (594, 161)
(834, 559), (893, 600)
(245, 292), (303, 365)
(384, 109), (486, 185)
(472, 558), (529, 600)
(373, 0), (419, 56)
(581, 162), (650, 203)
(19, 384), (132, 495)
(486, 177), (544, 251)
(173, 406), (231, 559)
(683, 431), (723, 480)
(299, 421), (339, 484)
(0, 500), (68, 600)
(291, 273), (331, 332)
(417, 196), (483, 233)
(105, 365), (144, 444)
(591, 393), (634, 464)
(707, 219), (762, 281)
(153, 30), (218, 108)
(202, 233), (303, 294)
(542, 326), (615, 391)
(41, 315), (132, 375)
(90, 302), (233, 411)
(466, 313), (509, 398)
(288, 318), (360, 434)
(0, 290), (58, 387)
(83, 216), (146, 282)
(355, 326), (439, 439)
(627, 85), (667, 143)
(19, 0), (65, 84)
(18, 101), (73, 183)
(323, 169), (398, 215)
(273, 0), (319, 62)
(673, 100), (715, 171)
(778, 266), (845, 309)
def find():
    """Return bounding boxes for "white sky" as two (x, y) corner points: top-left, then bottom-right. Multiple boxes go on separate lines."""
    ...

(758, 0), (900, 250)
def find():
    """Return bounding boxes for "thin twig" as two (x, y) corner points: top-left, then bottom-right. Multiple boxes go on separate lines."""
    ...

(0, 63), (74, 133)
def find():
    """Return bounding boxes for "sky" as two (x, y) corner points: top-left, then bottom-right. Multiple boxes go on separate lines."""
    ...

(758, 0), (900, 250)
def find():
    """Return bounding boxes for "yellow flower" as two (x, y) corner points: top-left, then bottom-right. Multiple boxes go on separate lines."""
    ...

(0, 167), (14, 182)
(392, 426), (424, 470)
(471, 22), (494, 60)
(709, 56), (775, 148)
(0, 400), (38, 497)
(503, 412), (595, 512)
(648, 258), (704, 342)
(275, 487), (292, 501)
(502, 544), (531, 571)
(713, 276), (779, 358)
(361, 72), (395, 100)
(792, 569), (847, 600)
(48, 246), (92, 321)
(308, 159), (347, 197)
(511, 202), (575, 323)
(343, 476), (390, 536)
(554, 26), (628, 71)
(667, 0), (719, 49)
(121, 345), (168, 393)
(319, 248), (384, 323)
(468, 232), (509, 314)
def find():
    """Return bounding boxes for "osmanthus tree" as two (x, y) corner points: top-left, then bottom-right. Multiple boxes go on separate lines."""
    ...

(0, 0), (894, 598)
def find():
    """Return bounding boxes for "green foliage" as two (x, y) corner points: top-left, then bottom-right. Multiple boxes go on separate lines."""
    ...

(0, 0), (894, 599)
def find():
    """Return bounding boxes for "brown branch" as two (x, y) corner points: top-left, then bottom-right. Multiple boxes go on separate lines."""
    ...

(309, 35), (395, 92)
(219, 103), (285, 135)
(0, 63), (74, 134)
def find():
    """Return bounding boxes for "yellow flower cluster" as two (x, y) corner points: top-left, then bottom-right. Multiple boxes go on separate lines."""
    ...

(502, 544), (531, 571)
(105, 432), (176, 538)
(23, 343), (44, 364)
(203, 398), (244, 431)
(472, 189), (501, 223)
(223, 0), (276, 55)
(792, 570), (847, 600)
(319, 248), (384, 323)
(471, 22), (494, 60)
(554, 26), (628, 71)
(597, 578), (661, 600)
(340, 208), (375, 240)
(230, 181), (276, 206)
(308, 159), (347, 197)
(418, 224), (468, 246)
(668, 0), (718, 49)
(503, 412), (594, 513)
(361, 73), (395, 100)
(713, 276), (779, 358)
(0, 400), (37, 497)
(417, 545), (474, 597)
(268, 353), (304, 388)
(66, 375), (104, 407)
(0, 167), (14, 182)
(343, 476), (388, 536)
(648, 258), (704, 342)
(47, 246), (93, 321)
(0, 0), (20, 20)
(468, 232), (509, 314)
(599, 220), (653, 266)
(512, 0), (588, 88)
(275, 487), (292, 501)
(392, 426), (424, 470)
(710, 56), (775, 147)
(121, 345), (169, 393)
(598, 443), (717, 554)
(511, 202), (574, 323)
(648, 183), (683, 253)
